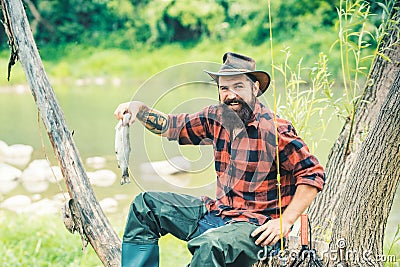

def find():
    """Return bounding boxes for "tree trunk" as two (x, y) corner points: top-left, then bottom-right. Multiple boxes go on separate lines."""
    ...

(329, 68), (400, 267)
(0, 0), (121, 266)
(308, 1), (400, 239)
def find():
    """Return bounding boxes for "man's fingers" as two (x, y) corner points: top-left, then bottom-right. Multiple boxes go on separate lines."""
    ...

(114, 103), (130, 120)
(251, 224), (266, 237)
(114, 106), (124, 120)
(254, 227), (272, 246)
(262, 234), (280, 247)
(251, 219), (285, 246)
(251, 225), (264, 237)
(260, 233), (275, 247)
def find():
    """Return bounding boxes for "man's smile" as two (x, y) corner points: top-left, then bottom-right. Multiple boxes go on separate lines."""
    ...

(228, 102), (241, 110)
(224, 98), (245, 111)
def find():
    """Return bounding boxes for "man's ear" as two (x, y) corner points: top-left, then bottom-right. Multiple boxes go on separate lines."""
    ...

(253, 81), (260, 96)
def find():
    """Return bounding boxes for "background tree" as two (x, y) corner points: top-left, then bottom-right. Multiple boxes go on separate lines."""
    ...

(0, 0), (340, 49)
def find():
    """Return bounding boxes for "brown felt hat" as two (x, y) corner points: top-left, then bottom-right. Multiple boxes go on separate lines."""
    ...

(205, 52), (270, 96)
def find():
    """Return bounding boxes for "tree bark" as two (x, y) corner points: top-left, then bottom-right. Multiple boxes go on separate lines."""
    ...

(308, 1), (400, 239)
(0, 0), (121, 266)
(329, 68), (400, 267)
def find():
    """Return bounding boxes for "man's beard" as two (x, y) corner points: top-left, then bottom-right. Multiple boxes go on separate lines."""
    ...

(220, 98), (255, 131)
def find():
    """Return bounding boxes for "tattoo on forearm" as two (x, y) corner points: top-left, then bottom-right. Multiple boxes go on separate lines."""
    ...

(137, 106), (169, 135)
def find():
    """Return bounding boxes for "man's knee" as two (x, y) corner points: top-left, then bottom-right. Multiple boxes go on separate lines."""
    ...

(124, 192), (161, 243)
(130, 192), (159, 213)
(188, 229), (224, 253)
(132, 191), (152, 206)
(187, 223), (261, 266)
(132, 191), (172, 208)
(127, 192), (144, 218)
(131, 192), (143, 206)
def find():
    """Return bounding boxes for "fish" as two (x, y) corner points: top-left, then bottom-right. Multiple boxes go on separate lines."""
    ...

(115, 113), (131, 185)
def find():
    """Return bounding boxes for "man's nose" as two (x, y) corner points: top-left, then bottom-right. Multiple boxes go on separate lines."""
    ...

(226, 89), (239, 99)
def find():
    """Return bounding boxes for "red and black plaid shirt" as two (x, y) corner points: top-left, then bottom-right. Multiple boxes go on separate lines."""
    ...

(167, 99), (325, 225)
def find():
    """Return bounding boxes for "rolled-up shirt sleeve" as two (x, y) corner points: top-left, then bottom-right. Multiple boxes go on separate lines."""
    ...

(167, 106), (213, 145)
(278, 118), (325, 191)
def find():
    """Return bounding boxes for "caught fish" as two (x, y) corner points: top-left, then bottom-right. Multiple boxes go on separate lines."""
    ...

(115, 113), (131, 185)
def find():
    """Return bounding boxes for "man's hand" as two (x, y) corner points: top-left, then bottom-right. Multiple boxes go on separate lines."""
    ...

(114, 101), (143, 125)
(251, 218), (291, 246)
(250, 185), (319, 247)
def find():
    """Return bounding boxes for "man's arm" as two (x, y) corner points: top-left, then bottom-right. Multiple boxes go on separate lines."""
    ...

(251, 184), (318, 247)
(114, 101), (169, 136)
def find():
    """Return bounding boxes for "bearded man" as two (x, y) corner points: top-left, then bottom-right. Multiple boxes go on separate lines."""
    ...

(114, 52), (325, 267)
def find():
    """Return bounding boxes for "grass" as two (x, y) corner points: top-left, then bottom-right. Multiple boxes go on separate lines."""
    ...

(0, 211), (191, 266)
(0, 211), (102, 267)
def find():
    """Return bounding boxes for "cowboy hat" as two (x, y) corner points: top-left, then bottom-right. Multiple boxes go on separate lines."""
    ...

(205, 52), (270, 96)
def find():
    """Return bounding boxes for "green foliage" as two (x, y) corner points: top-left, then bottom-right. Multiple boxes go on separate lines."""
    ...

(34, 0), (120, 46)
(274, 48), (335, 153)
(331, 0), (382, 122)
(166, 0), (225, 38)
(0, 0), (390, 53)
(245, 0), (338, 45)
(0, 0), (344, 49)
(222, 0), (262, 26)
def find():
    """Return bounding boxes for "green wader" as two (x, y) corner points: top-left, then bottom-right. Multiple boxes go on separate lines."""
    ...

(122, 191), (268, 267)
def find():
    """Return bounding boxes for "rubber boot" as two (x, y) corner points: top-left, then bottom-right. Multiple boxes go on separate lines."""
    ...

(122, 243), (159, 267)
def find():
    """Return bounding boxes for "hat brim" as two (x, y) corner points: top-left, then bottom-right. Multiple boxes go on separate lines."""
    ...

(204, 70), (270, 96)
